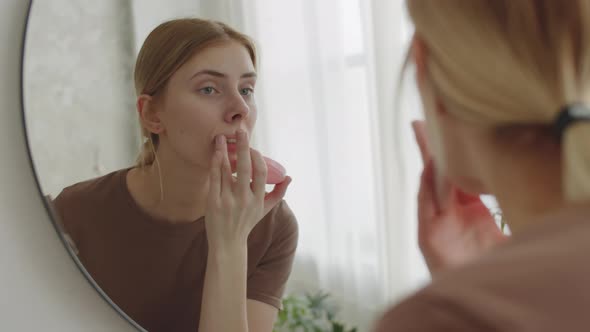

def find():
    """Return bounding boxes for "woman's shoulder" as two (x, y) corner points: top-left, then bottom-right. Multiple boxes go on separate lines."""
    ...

(249, 199), (299, 250)
(54, 168), (128, 206)
(52, 168), (130, 221)
(49, 168), (130, 247)
(375, 210), (590, 331)
(265, 199), (299, 238)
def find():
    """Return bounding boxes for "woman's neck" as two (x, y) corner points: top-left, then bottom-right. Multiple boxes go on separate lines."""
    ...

(127, 158), (211, 224)
(484, 150), (576, 235)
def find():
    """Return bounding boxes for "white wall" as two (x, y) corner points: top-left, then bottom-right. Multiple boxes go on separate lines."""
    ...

(0, 1), (141, 331)
(24, 0), (138, 198)
(130, 0), (201, 54)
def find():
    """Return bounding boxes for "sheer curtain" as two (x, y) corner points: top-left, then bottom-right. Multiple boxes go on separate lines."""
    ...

(131, 1), (428, 330)
(239, 0), (429, 329)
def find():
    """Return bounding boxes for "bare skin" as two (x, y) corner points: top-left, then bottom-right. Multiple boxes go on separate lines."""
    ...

(127, 41), (291, 331)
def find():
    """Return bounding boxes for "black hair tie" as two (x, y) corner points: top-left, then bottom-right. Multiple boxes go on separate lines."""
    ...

(554, 103), (590, 140)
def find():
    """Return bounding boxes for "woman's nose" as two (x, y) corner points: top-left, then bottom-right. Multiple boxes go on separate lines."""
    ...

(224, 93), (250, 123)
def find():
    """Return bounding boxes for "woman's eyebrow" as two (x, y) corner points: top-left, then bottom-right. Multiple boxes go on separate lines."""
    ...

(240, 72), (257, 79)
(190, 70), (257, 81)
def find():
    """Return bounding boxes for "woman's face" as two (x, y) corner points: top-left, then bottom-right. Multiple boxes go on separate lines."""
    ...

(155, 40), (257, 169)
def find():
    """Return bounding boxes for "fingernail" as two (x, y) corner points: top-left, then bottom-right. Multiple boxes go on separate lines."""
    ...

(216, 135), (224, 145)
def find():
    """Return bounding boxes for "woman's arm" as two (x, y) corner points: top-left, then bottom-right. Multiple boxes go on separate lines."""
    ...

(199, 243), (249, 331)
(198, 131), (290, 332)
(247, 300), (278, 331)
(199, 243), (282, 332)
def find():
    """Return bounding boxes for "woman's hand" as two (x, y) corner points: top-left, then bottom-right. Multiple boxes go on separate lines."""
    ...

(205, 129), (292, 251)
(412, 120), (508, 277)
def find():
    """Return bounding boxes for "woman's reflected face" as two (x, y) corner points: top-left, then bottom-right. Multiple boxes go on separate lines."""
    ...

(156, 40), (258, 168)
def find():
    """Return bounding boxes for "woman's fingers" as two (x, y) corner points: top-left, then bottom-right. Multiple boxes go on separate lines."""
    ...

(412, 120), (430, 163)
(413, 120), (447, 213)
(217, 135), (233, 195)
(412, 120), (456, 211)
(455, 187), (484, 205)
(250, 148), (267, 197)
(208, 149), (222, 201)
(236, 129), (252, 191)
(263, 176), (292, 215)
(417, 159), (438, 224)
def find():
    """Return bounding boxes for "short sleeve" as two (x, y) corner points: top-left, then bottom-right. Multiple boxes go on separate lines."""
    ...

(247, 200), (299, 310)
(373, 291), (484, 332)
(49, 188), (80, 255)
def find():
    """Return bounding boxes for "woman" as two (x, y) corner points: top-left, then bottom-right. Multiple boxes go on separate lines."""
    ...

(376, 1), (590, 330)
(52, 18), (298, 332)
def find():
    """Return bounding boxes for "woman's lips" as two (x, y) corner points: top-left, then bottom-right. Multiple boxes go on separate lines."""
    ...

(226, 143), (238, 154)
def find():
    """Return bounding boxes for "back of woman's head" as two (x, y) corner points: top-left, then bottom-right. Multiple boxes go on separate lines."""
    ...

(407, 0), (590, 202)
(133, 18), (257, 167)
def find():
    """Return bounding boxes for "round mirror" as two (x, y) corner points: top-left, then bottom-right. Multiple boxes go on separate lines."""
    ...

(2, 1), (140, 330)
(23, 1), (426, 331)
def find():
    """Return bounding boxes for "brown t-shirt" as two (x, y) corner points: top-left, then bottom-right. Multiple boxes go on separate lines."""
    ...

(374, 207), (590, 331)
(51, 168), (298, 332)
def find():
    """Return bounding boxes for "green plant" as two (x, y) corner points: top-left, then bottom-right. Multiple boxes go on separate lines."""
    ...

(274, 290), (358, 332)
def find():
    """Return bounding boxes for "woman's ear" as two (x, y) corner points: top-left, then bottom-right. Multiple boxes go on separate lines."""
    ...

(137, 94), (164, 134)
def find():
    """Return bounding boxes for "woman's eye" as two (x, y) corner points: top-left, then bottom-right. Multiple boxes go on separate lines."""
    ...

(241, 88), (254, 96)
(200, 87), (216, 95)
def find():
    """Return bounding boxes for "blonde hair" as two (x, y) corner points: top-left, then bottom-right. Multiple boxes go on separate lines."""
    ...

(133, 18), (257, 167)
(407, 0), (590, 202)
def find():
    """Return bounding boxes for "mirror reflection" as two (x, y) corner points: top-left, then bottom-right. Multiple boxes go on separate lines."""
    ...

(25, 1), (506, 332)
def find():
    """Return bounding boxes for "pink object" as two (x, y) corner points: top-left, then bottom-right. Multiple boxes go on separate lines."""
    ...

(229, 154), (287, 184)
(263, 156), (287, 184)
